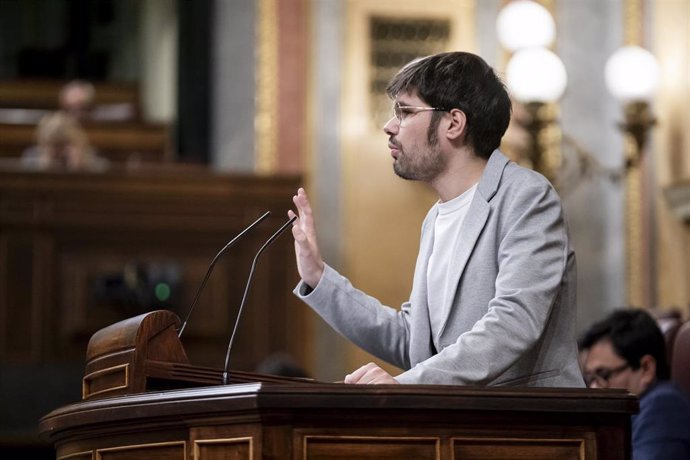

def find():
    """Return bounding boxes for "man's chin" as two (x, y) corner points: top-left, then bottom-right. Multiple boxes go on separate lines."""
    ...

(393, 164), (415, 181)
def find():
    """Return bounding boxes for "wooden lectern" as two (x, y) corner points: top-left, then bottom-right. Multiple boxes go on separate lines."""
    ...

(40, 311), (638, 459)
(82, 310), (311, 400)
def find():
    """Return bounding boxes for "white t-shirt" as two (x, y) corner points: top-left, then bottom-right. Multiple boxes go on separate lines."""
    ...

(427, 183), (477, 350)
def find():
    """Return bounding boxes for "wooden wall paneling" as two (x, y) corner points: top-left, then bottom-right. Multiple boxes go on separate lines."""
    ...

(0, 167), (306, 451)
(0, 168), (304, 368)
(0, 231), (36, 360)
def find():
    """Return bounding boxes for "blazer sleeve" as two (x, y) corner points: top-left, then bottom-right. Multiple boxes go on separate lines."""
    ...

(294, 264), (413, 370)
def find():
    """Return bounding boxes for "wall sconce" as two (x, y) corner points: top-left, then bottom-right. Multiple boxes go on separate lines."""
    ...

(505, 47), (567, 184)
(497, 0), (567, 186)
(604, 44), (660, 308)
(605, 45), (660, 167)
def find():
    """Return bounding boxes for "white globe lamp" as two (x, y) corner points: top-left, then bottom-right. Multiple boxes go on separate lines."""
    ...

(497, 0), (556, 52)
(605, 45), (660, 102)
(505, 47), (568, 103)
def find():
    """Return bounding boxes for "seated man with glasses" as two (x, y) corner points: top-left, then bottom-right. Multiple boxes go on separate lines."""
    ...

(579, 308), (690, 459)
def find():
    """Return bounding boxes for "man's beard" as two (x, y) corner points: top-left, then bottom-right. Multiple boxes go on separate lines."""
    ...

(392, 136), (445, 182)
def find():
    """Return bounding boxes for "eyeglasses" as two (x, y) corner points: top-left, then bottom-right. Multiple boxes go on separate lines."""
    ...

(392, 102), (448, 124)
(583, 363), (630, 388)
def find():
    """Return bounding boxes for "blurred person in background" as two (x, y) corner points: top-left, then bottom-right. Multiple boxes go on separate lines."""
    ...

(21, 111), (108, 170)
(579, 308), (690, 460)
(58, 79), (96, 122)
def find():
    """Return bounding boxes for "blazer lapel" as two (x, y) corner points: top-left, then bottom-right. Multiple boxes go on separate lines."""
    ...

(409, 209), (437, 364)
(437, 198), (490, 336)
(437, 150), (510, 337)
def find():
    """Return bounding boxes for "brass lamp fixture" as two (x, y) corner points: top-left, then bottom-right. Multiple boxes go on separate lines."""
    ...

(505, 48), (567, 185)
(497, 0), (567, 186)
(620, 101), (658, 169)
(604, 45), (660, 307)
(605, 45), (660, 167)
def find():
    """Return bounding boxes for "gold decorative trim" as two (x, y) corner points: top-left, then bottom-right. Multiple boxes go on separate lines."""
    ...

(96, 441), (186, 459)
(624, 0), (643, 45)
(58, 451), (93, 460)
(303, 435), (441, 440)
(623, 0), (647, 306)
(255, 0), (278, 173)
(626, 161), (643, 306)
(303, 0), (316, 201)
(82, 363), (129, 399)
(193, 437), (253, 460)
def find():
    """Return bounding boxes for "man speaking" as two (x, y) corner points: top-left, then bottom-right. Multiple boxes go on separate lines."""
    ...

(288, 51), (583, 387)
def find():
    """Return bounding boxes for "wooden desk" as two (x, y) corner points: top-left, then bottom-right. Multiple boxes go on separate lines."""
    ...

(39, 383), (637, 459)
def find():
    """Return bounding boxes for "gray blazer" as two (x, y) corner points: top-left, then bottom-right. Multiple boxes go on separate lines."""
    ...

(296, 150), (584, 387)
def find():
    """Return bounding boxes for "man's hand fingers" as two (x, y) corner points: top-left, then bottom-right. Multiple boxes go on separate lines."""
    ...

(343, 362), (376, 384)
(343, 363), (400, 385)
(293, 188), (316, 233)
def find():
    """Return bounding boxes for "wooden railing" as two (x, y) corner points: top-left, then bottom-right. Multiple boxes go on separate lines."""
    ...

(0, 79), (170, 162)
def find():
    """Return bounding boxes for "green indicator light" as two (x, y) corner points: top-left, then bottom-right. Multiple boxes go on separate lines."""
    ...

(154, 282), (171, 302)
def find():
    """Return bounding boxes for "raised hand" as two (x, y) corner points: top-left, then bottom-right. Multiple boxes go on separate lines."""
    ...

(288, 187), (325, 289)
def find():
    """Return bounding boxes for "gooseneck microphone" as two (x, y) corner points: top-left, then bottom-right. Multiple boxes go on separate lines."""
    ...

(177, 211), (271, 339)
(222, 215), (297, 384)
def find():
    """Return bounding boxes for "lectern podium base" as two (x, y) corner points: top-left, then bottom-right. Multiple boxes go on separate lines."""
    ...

(40, 310), (637, 459)
(40, 382), (637, 459)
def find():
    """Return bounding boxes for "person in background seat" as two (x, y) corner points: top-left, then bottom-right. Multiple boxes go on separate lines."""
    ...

(21, 111), (108, 170)
(59, 79), (135, 122)
(579, 308), (690, 460)
(58, 79), (96, 122)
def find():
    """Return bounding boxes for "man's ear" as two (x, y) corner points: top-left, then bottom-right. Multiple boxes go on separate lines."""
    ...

(445, 108), (468, 141)
(639, 354), (657, 388)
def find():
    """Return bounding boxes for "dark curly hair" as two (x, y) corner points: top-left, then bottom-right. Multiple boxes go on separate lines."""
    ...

(386, 51), (512, 159)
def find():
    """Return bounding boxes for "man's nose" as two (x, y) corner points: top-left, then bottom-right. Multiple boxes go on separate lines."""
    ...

(383, 116), (399, 135)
